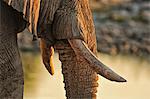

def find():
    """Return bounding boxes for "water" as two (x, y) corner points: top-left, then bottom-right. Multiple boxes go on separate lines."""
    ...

(21, 52), (150, 99)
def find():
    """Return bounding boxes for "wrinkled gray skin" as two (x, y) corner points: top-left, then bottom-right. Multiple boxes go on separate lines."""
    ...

(0, 1), (28, 98)
(0, 0), (126, 99)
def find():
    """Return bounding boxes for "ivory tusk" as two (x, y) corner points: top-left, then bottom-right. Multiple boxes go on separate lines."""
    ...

(69, 39), (127, 82)
(40, 39), (54, 75)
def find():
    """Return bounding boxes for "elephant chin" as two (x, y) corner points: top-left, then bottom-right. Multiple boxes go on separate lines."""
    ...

(68, 39), (127, 82)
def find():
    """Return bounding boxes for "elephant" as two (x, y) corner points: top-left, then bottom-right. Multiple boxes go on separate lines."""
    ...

(0, 1), (28, 98)
(0, 0), (126, 99)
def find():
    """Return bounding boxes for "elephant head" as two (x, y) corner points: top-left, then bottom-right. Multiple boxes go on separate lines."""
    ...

(1, 0), (126, 99)
(37, 0), (126, 98)
(37, 0), (126, 81)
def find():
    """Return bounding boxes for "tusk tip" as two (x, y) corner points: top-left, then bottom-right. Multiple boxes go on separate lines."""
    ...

(110, 75), (127, 82)
(48, 66), (54, 76)
(104, 70), (127, 82)
(44, 63), (54, 76)
(49, 69), (54, 75)
(117, 76), (127, 82)
(50, 72), (54, 76)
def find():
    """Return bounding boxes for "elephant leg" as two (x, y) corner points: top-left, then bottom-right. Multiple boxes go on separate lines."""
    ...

(0, 34), (24, 99)
(55, 40), (98, 99)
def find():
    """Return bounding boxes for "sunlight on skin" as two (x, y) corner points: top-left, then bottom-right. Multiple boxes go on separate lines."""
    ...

(22, 52), (150, 99)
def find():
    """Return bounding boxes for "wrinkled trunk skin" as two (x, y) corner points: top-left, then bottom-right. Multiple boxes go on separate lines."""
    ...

(0, 32), (23, 99)
(55, 40), (99, 99)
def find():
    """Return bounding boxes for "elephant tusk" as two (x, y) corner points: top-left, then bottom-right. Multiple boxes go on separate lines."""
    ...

(68, 39), (127, 82)
(40, 39), (54, 75)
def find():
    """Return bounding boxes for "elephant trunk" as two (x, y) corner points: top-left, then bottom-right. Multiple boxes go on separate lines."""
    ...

(55, 40), (98, 99)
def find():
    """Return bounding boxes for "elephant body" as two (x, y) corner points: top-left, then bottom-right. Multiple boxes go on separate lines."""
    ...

(0, 0), (126, 99)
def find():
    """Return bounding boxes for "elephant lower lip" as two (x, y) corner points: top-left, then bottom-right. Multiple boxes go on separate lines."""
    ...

(68, 39), (127, 82)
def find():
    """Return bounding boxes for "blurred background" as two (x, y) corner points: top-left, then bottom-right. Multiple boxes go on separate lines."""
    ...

(18, 0), (150, 99)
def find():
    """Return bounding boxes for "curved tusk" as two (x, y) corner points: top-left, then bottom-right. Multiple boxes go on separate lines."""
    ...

(68, 39), (127, 82)
(40, 39), (54, 75)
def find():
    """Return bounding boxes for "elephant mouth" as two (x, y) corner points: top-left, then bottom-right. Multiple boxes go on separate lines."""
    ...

(68, 39), (127, 82)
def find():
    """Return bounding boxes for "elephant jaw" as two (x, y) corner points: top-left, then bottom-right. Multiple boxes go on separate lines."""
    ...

(68, 39), (127, 82)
